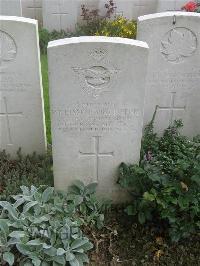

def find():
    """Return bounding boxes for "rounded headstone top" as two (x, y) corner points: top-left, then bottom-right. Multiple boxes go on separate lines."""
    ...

(0, 16), (37, 25)
(48, 36), (149, 50)
(138, 11), (200, 22)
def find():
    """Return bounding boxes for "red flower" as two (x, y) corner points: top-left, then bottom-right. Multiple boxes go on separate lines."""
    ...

(182, 1), (198, 12)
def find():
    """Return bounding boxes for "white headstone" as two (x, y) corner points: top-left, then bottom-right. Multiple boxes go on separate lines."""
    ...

(157, 0), (187, 12)
(137, 12), (200, 136)
(99, 0), (157, 20)
(22, 0), (43, 27)
(48, 36), (149, 202)
(43, 0), (78, 32)
(0, 16), (46, 155)
(0, 0), (22, 16)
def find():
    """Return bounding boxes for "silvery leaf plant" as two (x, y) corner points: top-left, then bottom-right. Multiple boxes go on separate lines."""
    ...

(0, 183), (105, 266)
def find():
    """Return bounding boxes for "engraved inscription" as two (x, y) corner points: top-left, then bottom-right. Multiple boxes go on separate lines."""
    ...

(156, 92), (186, 125)
(0, 73), (31, 92)
(148, 69), (200, 92)
(73, 66), (118, 98)
(161, 27), (197, 63)
(52, 102), (140, 133)
(79, 136), (114, 182)
(0, 97), (23, 146)
(0, 31), (17, 68)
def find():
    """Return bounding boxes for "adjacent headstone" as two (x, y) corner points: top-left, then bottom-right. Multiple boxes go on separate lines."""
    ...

(157, 0), (187, 12)
(99, 0), (157, 20)
(0, 16), (46, 155)
(0, 0), (22, 16)
(137, 12), (200, 136)
(43, 0), (78, 32)
(48, 36), (149, 202)
(22, 0), (43, 27)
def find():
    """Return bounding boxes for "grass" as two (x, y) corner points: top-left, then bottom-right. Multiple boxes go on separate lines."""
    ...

(40, 54), (51, 143)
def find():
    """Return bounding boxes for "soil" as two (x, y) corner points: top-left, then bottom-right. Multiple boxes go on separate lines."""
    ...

(84, 207), (200, 266)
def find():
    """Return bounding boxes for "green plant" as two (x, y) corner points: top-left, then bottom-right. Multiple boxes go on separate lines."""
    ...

(39, 29), (74, 54)
(95, 16), (137, 39)
(119, 119), (200, 242)
(76, 0), (116, 36)
(68, 180), (111, 229)
(0, 185), (97, 265)
(0, 149), (53, 200)
(39, 29), (50, 54)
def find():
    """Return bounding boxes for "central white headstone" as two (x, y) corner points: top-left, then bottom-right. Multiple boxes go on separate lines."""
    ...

(48, 36), (149, 202)
(0, 17), (46, 155)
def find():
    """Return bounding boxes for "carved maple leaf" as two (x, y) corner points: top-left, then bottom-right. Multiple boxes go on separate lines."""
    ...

(161, 28), (196, 62)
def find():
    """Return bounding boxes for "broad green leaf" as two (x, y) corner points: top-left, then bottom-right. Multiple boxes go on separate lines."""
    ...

(148, 173), (161, 182)
(27, 239), (42, 246)
(57, 248), (66, 256)
(85, 183), (98, 194)
(20, 186), (30, 196)
(75, 253), (89, 264)
(42, 187), (54, 203)
(76, 241), (93, 251)
(53, 255), (65, 265)
(32, 215), (50, 224)
(69, 258), (80, 266)
(71, 238), (89, 250)
(0, 201), (18, 220)
(125, 205), (136, 216)
(30, 186), (38, 194)
(0, 219), (9, 234)
(65, 251), (75, 261)
(13, 198), (25, 208)
(16, 243), (32, 256)
(143, 192), (155, 201)
(32, 258), (41, 266)
(43, 246), (57, 256)
(23, 201), (38, 213)
(72, 180), (85, 191)
(3, 252), (15, 266)
(9, 231), (26, 239)
(138, 212), (146, 224)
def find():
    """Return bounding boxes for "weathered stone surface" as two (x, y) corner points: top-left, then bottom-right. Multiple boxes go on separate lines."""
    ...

(0, 0), (22, 16)
(0, 16), (46, 155)
(48, 36), (148, 202)
(137, 12), (200, 136)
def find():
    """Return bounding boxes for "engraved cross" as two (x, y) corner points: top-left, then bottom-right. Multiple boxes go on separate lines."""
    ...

(27, 0), (42, 20)
(79, 136), (114, 182)
(0, 97), (23, 146)
(52, 0), (68, 31)
(157, 92), (186, 125)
